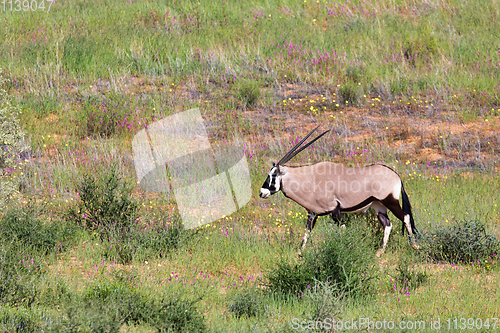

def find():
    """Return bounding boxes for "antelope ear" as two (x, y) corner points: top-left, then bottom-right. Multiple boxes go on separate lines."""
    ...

(272, 162), (276, 167)
(277, 165), (286, 175)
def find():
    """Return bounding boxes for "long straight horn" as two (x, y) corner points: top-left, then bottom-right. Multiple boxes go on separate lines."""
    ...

(277, 126), (319, 165)
(286, 129), (330, 161)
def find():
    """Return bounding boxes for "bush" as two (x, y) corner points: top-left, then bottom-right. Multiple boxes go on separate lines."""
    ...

(56, 281), (206, 332)
(68, 164), (139, 240)
(145, 295), (206, 332)
(68, 166), (189, 263)
(236, 79), (261, 107)
(227, 288), (264, 319)
(0, 242), (42, 308)
(0, 202), (75, 254)
(0, 69), (26, 204)
(338, 80), (360, 104)
(266, 259), (314, 296)
(266, 223), (378, 298)
(0, 305), (52, 332)
(421, 219), (499, 264)
(303, 280), (345, 324)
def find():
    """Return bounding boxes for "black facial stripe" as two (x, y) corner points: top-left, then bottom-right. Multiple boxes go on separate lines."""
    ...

(261, 167), (280, 194)
(262, 175), (271, 189)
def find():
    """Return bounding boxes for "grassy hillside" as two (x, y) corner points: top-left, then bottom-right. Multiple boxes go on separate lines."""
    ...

(1, 0), (500, 331)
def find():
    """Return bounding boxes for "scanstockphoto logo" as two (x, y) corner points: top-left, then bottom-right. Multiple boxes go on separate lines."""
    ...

(132, 108), (252, 229)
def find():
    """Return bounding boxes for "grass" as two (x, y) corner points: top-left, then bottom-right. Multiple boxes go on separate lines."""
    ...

(1, 0), (500, 331)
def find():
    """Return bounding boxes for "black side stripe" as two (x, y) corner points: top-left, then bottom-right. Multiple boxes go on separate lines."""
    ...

(339, 196), (378, 213)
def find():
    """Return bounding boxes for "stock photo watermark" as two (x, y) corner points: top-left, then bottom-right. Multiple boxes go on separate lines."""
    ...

(132, 108), (251, 229)
(290, 317), (499, 331)
(2, 0), (54, 12)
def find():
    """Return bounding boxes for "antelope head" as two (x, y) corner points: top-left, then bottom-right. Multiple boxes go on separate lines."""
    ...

(259, 126), (329, 199)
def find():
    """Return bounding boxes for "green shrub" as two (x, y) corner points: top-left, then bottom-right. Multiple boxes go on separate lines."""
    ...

(266, 259), (314, 296)
(303, 224), (378, 298)
(0, 202), (75, 254)
(304, 280), (345, 324)
(390, 76), (410, 96)
(227, 288), (264, 319)
(68, 164), (139, 240)
(345, 65), (366, 84)
(402, 27), (438, 67)
(236, 79), (261, 107)
(0, 242), (42, 307)
(0, 305), (52, 332)
(57, 281), (206, 332)
(338, 81), (360, 104)
(145, 295), (206, 332)
(266, 223), (378, 298)
(69, 166), (188, 263)
(421, 218), (499, 264)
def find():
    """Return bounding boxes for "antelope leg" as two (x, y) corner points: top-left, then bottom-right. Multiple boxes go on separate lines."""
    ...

(375, 212), (392, 257)
(300, 212), (318, 249)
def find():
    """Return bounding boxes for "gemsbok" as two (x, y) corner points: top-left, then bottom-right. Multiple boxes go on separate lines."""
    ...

(259, 127), (418, 256)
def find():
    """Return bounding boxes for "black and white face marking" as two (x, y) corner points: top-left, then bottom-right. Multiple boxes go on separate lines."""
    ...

(259, 164), (281, 199)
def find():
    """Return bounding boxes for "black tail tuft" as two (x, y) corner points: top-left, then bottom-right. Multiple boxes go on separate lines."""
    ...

(401, 182), (418, 235)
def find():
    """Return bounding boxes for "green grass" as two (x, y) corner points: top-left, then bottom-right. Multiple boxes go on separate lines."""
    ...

(1, 0), (500, 331)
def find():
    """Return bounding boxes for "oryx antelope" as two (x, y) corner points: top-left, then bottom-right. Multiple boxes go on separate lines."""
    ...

(259, 127), (418, 256)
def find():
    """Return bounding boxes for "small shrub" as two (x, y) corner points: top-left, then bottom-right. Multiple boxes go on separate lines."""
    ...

(402, 27), (438, 67)
(0, 202), (75, 254)
(227, 288), (264, 319)
(304, 280), (345, 324)
(57, 281), (206, 332)
(68, 164), (139, 240)
(304, 224), (378, 298)
(236, 79), (261, 107)
(266, 223), (378, 298)
(266, 259), (314, 295)
(145, 295), (206, 332)
(0, 305), (51, 332)
(390, 76), (410, 96)
(0, 243), (42, 307)
(338, 81), (360, 104)
(422, 218), (499, 264)
(345, 65), (366, 84)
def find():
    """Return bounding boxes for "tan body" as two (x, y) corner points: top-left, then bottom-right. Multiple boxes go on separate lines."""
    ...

(280, 162), (401, 214)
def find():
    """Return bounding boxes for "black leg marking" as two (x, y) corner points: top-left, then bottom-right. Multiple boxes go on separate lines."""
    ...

(377, 212), (391, 228)
(330, 205), (342, 224)
(306, 211), (318, 232)
(301, 212), (318, 249)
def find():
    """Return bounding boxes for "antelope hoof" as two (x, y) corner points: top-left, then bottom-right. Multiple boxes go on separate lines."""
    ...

(410, 242), (420, 250)
(375, 248), (385, 257)
(340, 224), (346, 229)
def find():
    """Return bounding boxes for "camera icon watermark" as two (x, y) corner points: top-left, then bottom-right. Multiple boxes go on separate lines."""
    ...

(132, 108), (251, 229)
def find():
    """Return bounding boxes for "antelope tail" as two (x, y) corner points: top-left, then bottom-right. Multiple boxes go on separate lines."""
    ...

(401, 182), (418, 235)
